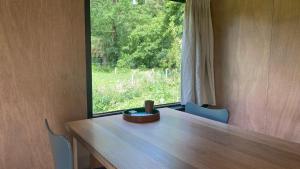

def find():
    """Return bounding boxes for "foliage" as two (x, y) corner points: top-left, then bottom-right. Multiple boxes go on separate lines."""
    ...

(91, 0), (184, 68)
(92, 67), (180, 113)
(91, 0), (184, 113)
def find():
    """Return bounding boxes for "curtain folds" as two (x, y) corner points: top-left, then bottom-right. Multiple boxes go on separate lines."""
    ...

(181, 0), (216, 106)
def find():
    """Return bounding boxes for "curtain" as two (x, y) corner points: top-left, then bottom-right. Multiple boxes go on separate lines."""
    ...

(181, 0), (216, 106)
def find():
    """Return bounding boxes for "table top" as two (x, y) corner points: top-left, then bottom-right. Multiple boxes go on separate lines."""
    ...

(66, 108), (300, 169)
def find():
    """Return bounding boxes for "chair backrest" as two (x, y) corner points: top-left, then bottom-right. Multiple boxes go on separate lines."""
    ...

(185, 102), (229, 123)
(45, 119), (73, 169)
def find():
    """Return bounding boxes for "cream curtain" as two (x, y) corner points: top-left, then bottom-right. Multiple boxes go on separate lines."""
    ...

(181, 0), (216, 105)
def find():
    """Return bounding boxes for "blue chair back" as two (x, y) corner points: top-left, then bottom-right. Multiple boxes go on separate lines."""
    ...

(45, 119), (73, 169)
(185, 102), (229, 123)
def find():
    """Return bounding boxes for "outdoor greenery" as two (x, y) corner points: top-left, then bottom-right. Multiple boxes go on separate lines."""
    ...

(91, 0), (184, 113)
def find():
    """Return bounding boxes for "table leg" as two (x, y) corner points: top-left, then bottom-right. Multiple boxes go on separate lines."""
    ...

(90, 154), (105, 169)
(73, 137), (78, 169)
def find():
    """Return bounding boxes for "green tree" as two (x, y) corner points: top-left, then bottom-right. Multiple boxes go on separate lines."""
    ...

(91, 0), (184, 69)
(117, 1), (184, 69)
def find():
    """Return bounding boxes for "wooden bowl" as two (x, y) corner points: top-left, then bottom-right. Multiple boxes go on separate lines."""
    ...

(123, 108), (160, 123)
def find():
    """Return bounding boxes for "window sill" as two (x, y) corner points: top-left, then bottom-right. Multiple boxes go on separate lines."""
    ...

(91, 103), (185, 118)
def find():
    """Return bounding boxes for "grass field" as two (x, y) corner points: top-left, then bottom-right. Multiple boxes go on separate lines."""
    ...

(92, 65), (180, 114)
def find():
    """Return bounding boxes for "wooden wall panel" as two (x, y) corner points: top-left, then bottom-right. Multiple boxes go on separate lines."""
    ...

(212, 0), (300, 143)
(212, 0), (273, 132)
(266, 0), (300, 143)
(0, 0), (86, 168)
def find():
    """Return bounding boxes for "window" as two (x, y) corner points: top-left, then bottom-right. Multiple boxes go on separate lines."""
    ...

(86, 0), (185, 117)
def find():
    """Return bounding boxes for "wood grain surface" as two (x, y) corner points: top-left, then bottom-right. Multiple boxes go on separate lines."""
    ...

(266, 0), (300, 145)
(0, 0), (86, 168)
(66, 108), (300, 169)
(212, 0), (300, 143)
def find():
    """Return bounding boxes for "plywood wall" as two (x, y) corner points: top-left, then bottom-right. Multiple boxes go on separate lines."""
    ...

(212, 0), (300, 143)
(0, 0), (86, 168)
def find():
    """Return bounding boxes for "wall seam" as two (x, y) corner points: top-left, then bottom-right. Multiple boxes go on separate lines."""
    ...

(265, 0), (276, 135)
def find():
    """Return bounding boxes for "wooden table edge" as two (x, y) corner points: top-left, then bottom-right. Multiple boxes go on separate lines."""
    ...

(65, 122), (117, 169)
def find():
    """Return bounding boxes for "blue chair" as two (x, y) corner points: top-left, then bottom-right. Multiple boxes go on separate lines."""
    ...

(185, 102), (229, 123)
(45, 119), (73, 169)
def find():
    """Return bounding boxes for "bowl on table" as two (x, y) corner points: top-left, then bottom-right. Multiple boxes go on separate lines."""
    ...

(123, 108), (160, 123)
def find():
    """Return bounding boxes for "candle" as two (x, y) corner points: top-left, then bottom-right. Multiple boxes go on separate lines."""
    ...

(144, 100), (154, 113)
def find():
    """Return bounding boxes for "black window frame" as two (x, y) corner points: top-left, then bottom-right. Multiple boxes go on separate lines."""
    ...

(85, 0), (185, 118)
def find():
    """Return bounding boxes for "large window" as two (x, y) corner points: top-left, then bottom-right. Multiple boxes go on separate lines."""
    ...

(87, 0), (184, 116)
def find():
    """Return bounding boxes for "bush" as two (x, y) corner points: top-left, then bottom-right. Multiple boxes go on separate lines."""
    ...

(92, 67), (180, 113)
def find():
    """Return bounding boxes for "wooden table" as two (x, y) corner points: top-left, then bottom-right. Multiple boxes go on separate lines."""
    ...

(66, 108), (300, 169)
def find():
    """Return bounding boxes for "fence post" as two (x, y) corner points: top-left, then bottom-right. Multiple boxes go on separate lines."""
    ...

(131, 69), (136, 85)
(165, 69), (168, 78)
